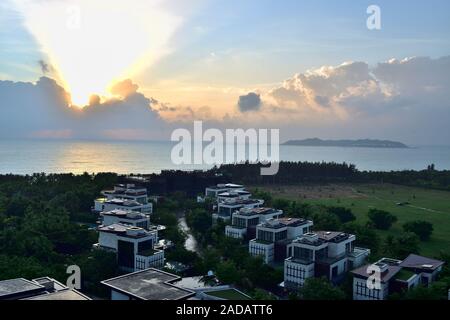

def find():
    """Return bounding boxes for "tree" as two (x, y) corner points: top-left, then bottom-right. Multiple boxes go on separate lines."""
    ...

(391, 279), (450, 300)
(241, 256), (283, 289)
(187, 208), (212, 233)
(383, 232), (420, 259)
(403, 220), (433, 241)
(252, 189), (273, 206)
(166, 246), (199, 265)
(215, 260), (241, 285)
(272, 198), (291, 213)
(298, 277), (346, 300)
(73, 250), (119, 297)
(368, 209), (397, 230)
(327, 206), (356, 223)
(342, 222), (380, 254)
(313, 210), (341, 231)
(252, 288), (277, 300)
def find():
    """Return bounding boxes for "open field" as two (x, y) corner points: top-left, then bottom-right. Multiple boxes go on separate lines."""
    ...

(249, 183), (450, 257)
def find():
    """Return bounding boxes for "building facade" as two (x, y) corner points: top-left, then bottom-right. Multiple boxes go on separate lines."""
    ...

(352, 255), (445, 300)
(95, 223), (164, 272)
(284, 231), (370, 289)
(94, 184), (152, 213)
(225, 207), (283, 239)
(249, 218), (313, 264)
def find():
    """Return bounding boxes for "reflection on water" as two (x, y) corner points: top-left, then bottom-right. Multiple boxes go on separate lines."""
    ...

(1, 139), (450, 174)
(178, 217), (199, 253)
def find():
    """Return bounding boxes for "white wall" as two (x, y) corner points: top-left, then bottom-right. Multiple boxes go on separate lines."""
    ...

(353, 277), (388, 300)
(249, 241), (274, 264)
(98, 232), (118, 250)
(284, 259), (315, 287)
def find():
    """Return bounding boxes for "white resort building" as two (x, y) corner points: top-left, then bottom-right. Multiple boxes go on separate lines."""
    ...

(204, 183), (246, 198)
(94, 184), (152, 214)
(204, 183), (266, 222)
(225, 207), (283, 239)
(249, 218), (313, 264)
(94, 223), (164, 272)
(215, 198), (265, 221)
(283, 231), (370, 289)
(351, 254), (445, 300)
(101, 209), (151, 230)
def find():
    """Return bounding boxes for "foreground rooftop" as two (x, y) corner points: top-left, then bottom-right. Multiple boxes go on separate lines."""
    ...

(101, 268), (195, 300)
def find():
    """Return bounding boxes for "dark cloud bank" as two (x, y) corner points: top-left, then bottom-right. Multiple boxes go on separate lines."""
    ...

(1, 56), (449, 144)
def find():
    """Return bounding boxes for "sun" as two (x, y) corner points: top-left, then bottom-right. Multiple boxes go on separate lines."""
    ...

(14, 0), (182, 107)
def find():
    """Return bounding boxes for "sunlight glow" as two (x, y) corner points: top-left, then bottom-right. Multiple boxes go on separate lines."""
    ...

(14, 0), (182, 106)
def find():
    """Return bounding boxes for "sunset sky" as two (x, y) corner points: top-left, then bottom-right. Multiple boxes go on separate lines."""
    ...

(1, 0), (450, 144)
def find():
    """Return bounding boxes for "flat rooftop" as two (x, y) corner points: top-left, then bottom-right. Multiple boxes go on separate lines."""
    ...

(0, 278), (44, 299)
(236, 207), (280, 216)
(98, 223), (154, 238)
(278, 217), (311, 227)
(101, 268), (195, 300)
(259, 217), (310, 229)
(351, 264), (401, 283)
(24, 289), (91, 300)
(317, 231), (351, 243)
(105, 198), (143, 207)
(400, 254), (445, 271)
(220, 198), (262, 206)
(101, 209), (147, 219)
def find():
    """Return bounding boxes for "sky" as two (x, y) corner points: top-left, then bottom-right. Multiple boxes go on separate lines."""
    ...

(1, 0), (450, 144)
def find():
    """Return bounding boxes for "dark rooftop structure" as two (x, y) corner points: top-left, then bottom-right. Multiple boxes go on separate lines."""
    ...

(260, 217), (310, 229)
(278, 217), (311, 227)
(400, 254), (445, 271)
(101, 268), (195, 300)
(220, 198), (262, 206)
(351, 264), (402, 283)
(236, 207), (281, 216)
(101, 209), (147, 220)
(317, 231), (352, 243)
(98, 223), (156, 239)
(105, 199), (143, 207)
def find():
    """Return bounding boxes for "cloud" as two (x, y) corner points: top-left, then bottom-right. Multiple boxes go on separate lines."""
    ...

(1, 56), (449, 145)
(257, 56), (449, 119)
(232, 56), (450, 144)
(237, 92), (261, 112)
(0, 77), (171, 140)
(109, 79), (139, 98)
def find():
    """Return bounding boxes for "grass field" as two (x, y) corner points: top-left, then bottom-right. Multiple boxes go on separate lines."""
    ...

(250, 183), (450, 257)
(206, 289), (251, 300)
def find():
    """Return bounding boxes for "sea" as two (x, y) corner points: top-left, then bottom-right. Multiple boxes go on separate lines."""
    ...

(0, 139), (450, 174)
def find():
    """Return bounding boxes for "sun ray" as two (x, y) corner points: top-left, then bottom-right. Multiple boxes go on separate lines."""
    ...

(13, 0), (182, 106)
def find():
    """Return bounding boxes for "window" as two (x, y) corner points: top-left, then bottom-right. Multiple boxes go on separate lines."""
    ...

(118, 240), (135, 269)
(257, 230), (274, 242)
(293, 247), (313, 261)
(274, 230), (287, 241)
(355, 281), (381, 300)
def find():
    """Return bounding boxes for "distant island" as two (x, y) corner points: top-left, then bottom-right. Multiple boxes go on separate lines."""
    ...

(282, 138), (409, 148)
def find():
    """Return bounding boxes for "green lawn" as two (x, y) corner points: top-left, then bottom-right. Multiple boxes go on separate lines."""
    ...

(395, 269), (416, 281)
(257, 183), (450, 257)
(206, 289), (251, 300)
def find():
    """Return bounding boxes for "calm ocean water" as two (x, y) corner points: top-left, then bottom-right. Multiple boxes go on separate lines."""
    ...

(0, 139), (449, 174)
